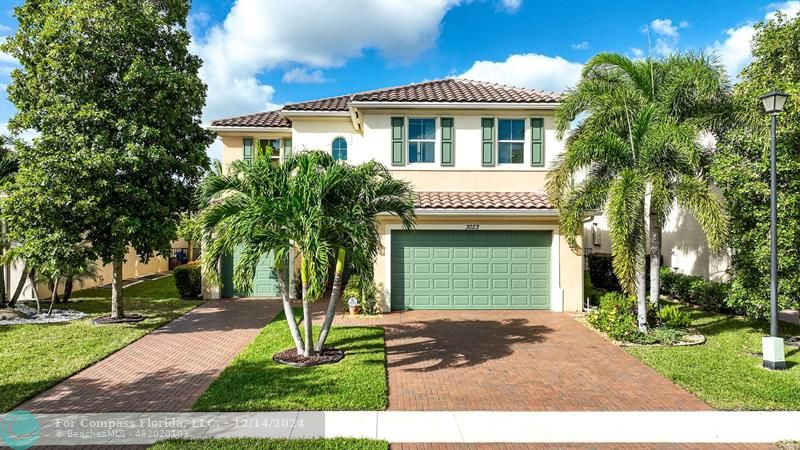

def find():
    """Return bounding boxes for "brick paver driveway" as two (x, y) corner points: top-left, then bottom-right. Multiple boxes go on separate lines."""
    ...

(21, 298), (282, 413)
(336, 310), (710, 411)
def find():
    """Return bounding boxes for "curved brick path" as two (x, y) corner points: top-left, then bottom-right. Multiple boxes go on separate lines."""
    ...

(20, 299), (282, 413)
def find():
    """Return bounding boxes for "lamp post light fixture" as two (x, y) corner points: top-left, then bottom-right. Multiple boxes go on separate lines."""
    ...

(760, 89), (790, 370)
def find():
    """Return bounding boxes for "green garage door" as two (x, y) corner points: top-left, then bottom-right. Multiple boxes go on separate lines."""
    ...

(391, 230), (551, 310)
(221, 249), (281, 297)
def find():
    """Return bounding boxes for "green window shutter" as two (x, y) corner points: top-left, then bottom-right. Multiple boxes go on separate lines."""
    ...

(243, 137), (253, 162)
(440, 117), (454, 166)
(282, 138), (292, 158)
(391, 117), (405, 166)
(481, 118), (495, 166)
(530, 117), (545, 167)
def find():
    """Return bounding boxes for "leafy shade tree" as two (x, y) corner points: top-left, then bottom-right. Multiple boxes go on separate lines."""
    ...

(548, 52), (729, 331)
(0, 135), (19, 308)
(1, 0), (213, 319)
(712, 11), (800, 318)
(200, 151), (415, 357)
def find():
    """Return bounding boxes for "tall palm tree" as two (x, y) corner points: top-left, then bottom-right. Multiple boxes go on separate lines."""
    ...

(199, 151), (414, 357)
(548, 52), (729, 331)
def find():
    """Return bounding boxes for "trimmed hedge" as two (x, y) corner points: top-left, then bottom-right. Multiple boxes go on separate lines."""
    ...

(174, 261), (202, 299)
(660, 267), (735, 314)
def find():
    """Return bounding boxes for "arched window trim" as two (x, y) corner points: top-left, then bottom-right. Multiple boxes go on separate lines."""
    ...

(332, 136), (348, 161)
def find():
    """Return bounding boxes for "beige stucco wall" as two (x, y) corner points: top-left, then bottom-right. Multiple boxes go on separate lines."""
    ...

(218, 132), (292, 169)
(375, 214), (583, 313)
(584, 204), (731, 281)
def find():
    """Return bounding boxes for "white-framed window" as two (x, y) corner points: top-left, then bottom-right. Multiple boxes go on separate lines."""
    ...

(497, 118), (525, 164)
(258, 139), (281, 163)
(407, 118), (435, 163)
(332, 137), (347, 161)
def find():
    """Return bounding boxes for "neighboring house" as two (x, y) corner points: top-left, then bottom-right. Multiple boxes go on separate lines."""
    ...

(207, 78), (584, 312)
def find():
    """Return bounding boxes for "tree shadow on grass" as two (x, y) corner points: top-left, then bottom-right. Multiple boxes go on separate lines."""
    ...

(384, 317), (553, 372)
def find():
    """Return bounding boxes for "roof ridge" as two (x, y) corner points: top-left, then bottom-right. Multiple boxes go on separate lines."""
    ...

(283, 78), (459, 109)
(454, 78), (557, 96)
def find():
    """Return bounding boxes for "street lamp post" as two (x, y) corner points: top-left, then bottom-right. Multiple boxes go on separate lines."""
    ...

(759, 89), (790, 371)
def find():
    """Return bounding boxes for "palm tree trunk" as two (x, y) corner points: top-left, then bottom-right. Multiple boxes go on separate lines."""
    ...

(315, 247), (345, 353)
(300, 257), (314, 357)
(649, 217), (662, 309)
(636, 198), (649, 333)
(110, 255), (124, 319)
(9, 265), (27, 308)
(276, 259), (304, 354)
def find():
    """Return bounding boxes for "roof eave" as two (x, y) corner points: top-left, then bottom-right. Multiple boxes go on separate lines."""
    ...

(348, 101), (560, 110)
(279, 110), (351, 117)
(380, 208), (559, 216)
(208, 125), (291, 133)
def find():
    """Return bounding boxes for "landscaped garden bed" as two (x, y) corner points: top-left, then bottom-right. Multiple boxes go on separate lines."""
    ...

(0, 275), (201, 412)
(192, 309), (387, 411)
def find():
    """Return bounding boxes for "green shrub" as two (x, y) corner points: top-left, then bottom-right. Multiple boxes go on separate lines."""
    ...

(656, 305), (692, 328)
(629, 326), (687, 345)
(659, 268), (731, 313)
(587, 292), (638, 341)
(343, 274), (380, 314)
(174, 262), (202, 299)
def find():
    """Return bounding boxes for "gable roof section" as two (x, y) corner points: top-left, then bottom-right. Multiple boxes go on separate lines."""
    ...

(210, 110), (291, 128)
(210, 78), (561, 127)
(283, 78), (560, 112)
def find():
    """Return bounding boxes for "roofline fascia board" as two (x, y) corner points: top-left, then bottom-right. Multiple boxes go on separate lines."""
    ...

(347, 101), (560, 110)
(208, 126), (291, 133)
(379, 208), (559, 216)
(279, 110), (352, 117)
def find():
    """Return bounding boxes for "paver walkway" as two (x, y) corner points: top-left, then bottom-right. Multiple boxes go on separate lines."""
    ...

(333, 310), (711, 411)
(20, 298), (282, 413)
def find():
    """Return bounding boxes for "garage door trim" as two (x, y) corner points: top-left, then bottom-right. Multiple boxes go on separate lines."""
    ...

(385, 223), (562, 312)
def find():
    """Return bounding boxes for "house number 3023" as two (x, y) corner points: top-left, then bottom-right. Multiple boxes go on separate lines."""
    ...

(465, 224), (480, 230)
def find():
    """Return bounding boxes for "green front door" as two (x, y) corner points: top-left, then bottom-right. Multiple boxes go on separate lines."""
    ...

(391, 230), (551, 310)
(221, 249), (281, 298)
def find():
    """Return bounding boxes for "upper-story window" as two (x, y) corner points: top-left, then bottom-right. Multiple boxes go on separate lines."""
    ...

(497, 119), (525, 164)
(408, 118), (435, 163)
(332, 137), (347, 161)
(258, 139), (281, 162)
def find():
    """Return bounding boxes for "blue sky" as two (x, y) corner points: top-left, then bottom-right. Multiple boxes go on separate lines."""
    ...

(1, 0), (799, 156)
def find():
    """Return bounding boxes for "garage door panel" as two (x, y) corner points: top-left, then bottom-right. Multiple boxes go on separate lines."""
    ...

(391, 230), (551, 310)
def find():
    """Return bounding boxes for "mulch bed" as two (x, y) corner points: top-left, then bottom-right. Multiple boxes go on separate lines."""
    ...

(93, 314), (144, 325)
(786, 336), (800, 348)
(272, 347), (345, 367)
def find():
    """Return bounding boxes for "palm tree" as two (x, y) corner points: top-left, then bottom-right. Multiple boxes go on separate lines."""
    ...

(548, 52), (729, 331)
(199, 151), (414, 357)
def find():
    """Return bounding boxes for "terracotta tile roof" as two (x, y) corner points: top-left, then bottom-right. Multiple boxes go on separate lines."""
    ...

(210, 110), (291, 128)
(282, 78), (561, 112)
(415, 191), (553, 210)
(211, 79), (561, 126)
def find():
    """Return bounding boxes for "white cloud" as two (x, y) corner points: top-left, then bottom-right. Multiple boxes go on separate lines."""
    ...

(498, 0), (522, 13)
(192, 0), (458, 122)
(710, 1), (800, 80)
(650, 18), (679, 38)
(0, 122), (39, 143)
(571, 41), (590, 50)
(460, 53), (583, 93)
(282, 68), (329, 84)
(630, 47), (645, 59)
(644, 18), (685, 55)
(0, 25), (11, 34)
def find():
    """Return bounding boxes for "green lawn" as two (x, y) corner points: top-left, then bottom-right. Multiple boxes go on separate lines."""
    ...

(193, 310), (387, 411)
(150, 438), (387, 450)
(0, 275), (201, 412)
(626, 305), (800, 410)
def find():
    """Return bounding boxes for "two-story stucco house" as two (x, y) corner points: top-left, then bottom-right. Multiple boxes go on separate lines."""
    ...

(207, 78), (585, 312)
